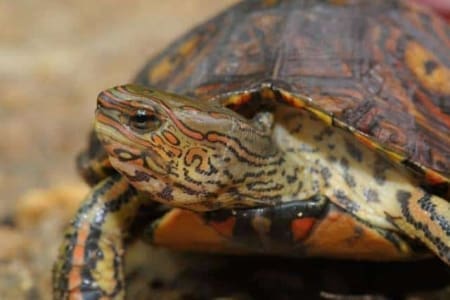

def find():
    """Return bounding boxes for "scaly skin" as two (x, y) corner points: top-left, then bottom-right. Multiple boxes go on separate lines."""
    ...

(53, 84), (450, 299)
(95, 85), (319, 211)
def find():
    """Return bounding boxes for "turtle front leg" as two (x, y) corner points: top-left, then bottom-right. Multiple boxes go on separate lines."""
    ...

(53, 174), (141, 300)
(388, 191), (450, 264)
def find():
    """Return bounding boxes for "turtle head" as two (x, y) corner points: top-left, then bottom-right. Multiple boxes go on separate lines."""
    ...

(95, 84), (278, 210)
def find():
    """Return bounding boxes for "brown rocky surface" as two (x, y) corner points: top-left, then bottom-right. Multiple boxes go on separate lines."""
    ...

(1, 1), (449, 299)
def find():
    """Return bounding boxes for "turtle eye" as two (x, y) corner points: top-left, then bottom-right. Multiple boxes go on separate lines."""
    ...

(129, 109), (161, 132)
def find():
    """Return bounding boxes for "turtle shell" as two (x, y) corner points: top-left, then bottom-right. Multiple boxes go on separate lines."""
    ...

(134, 0), (450, 195)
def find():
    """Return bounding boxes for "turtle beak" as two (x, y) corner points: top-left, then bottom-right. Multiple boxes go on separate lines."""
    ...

(94, 89), (127, 145)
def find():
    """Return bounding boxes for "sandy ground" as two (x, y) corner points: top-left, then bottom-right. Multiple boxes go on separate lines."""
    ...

(0, 1), (449, 299)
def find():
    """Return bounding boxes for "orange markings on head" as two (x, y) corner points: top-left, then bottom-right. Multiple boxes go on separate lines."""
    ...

(168, 147), (183, 159)
(162, 106), (204, 141)
(291, 217), (315, 242)
(149, 134), (182, 159)
(206, 133), (247, 159)
(206, 132), (228, 144)
(96, 113), (143, 145)
(162, 130), (180, 145)
(151, 135), (164, 145)
(185, 147), (211, 172)
(96, 112), (121, 129)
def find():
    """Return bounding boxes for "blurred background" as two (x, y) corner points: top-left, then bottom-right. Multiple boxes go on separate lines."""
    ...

(0, 0), (237, 216)
(0, 0), (449, 299)
(0, 1), (237, 298)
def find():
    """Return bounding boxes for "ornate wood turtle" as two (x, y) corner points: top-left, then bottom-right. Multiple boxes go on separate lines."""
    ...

(53, 0), (450, 299)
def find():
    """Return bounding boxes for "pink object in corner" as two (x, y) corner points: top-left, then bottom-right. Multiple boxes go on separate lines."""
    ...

(413, 0), (450, 21)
